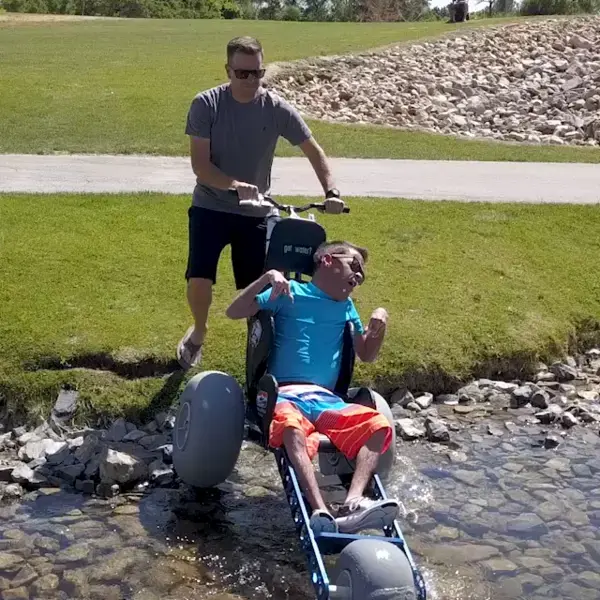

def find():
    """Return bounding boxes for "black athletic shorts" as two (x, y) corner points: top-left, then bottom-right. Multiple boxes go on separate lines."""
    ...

(185, 206), (268, 289)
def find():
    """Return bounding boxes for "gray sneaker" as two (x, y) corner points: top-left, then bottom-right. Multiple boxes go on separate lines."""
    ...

(309, 509), (339, 535)
(335, 497), (400, 534)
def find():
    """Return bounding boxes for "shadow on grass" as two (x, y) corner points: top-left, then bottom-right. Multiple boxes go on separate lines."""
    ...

(22, 352), (182, 380)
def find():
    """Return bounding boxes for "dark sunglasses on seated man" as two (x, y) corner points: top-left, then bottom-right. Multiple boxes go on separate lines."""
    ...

(230, 67), (266, 80)
(331, 253), (366, 283)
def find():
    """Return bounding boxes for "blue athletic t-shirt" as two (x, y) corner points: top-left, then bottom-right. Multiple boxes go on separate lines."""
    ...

(255, 280), (364, 390)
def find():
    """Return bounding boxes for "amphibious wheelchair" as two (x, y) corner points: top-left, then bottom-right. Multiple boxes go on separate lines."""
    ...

(173, 197), (427, 600)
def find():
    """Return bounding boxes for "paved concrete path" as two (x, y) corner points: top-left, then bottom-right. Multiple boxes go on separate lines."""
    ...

(1, 153), (599, 203)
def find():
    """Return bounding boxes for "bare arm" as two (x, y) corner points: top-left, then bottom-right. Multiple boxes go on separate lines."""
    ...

(190, 137), (258, 199)
(190, 136), (235, 190)
(298, 137), (336, 194)
(226, 270), (293, 320)
(353, 308), (388, 363)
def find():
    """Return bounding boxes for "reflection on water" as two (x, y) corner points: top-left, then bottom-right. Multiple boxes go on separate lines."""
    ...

(0, 422), (599, 599)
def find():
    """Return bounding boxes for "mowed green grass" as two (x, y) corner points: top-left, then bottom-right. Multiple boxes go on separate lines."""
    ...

(2, 193), (600, 425)
(2, 15), (598, 162)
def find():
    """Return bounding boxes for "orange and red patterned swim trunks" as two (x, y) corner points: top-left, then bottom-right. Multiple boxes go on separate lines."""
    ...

(268, 384), (392, 460)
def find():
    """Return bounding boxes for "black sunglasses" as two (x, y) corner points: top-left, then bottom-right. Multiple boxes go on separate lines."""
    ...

(229, 67), (265, 80)
(331, 253), (365, 282)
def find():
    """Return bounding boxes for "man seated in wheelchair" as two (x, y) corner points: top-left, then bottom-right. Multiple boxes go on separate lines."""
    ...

(226, 240), (401, 535)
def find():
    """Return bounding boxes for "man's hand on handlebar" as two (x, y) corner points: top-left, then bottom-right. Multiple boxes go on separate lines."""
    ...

(232, 180), (259, 201)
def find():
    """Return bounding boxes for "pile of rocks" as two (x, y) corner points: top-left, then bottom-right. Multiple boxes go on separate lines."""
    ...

(391, 348), (600, 446)
(268, 16), (600, 146)
(0, 411), (176, 500)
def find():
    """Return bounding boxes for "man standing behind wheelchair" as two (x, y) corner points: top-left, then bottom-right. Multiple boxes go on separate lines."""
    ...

(226, 241), (401, 535)
(177, 35), (345, 370)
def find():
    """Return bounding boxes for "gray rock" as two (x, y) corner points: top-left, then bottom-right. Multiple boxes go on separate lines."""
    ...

(406, 401), (422, 413)
(75, 479), (96, 495)
(53, 389), (78, 420)
(530, 389), (550, 409)
(511, 385), (533, 407)
(148, 460), (174, 486)
(550, 361), (578, 381)
(414, 393), (433, 409)
(96, 482), (120, 498)
(10, 464), (47, 488)
(137, 434), (169, 450)
(535, 404), (563, 424)
(507, 513), (548, 537)
(74, 434), (100, 464)
(457, 383), (484, 404)
(122, 429), (147, 443)
(487, 423), (504, 436)
(436, 394), (459, 405)
(31, 574), (60, 595)
(12, 426), (27, 438)
(396, 419), (425, 440)
(482, 557), (518, 575)
(544, 433), (562, 449)
(104, 418), (128, 443)
(55, 463), (85, 484)
(390, 388), (414, 407)
(99, 449), (148, 485)
(159, 444), (173, 464)
(46, 444), (71, 466)
(18, 438), (66, 462)
(3, 483), (23, 499)
(561, 411), (578, 428)
(12, 563), (38, 587)
(492, 381), (518, 393)
(425, 417), (450, 443)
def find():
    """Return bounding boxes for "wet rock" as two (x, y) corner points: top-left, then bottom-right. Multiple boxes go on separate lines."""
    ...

(31, 573), (59, 595)
(390, 388), (413, 407)
(160, 444), (173, 464)
(425, 417), (450, 443)
(481, 557), (519, 575)
(550, 361), (578, 381)
(46, 445), (71, 466)
(452, 469), (484, 487)
(453, 405), (474, 414)
(406, 402), (422, 413)
(457, 384), (484, 404)
(62, 568), (89, 597)
(486, 423), (504, 436)
(511, 385), (533, 408)
(436, 394), (459, 405)
(396, 419), (425, 440)
(535, 404), (563, 424)
(0, 553), (24, 571)
(1, 587), (29, 600)
(544, 433), (562, 449)
(34, 536), (60, 552)
(530, 389), (550, 409)
(507, 513), (548, 537)
(75, 479), (96, 495)
(55, 542), (91, 563)
(99, 449), (147, 485)
(414, 393), (433, 409)
(561, 412), (578, 428)
(96, 483), (120, 499)
(148, 460), (174, 486)
(54, 463), (85, 484)
(137, 434), (169, 451)
(3, 484), (23, 499)
(11, 563), (38, 587)
(10, 464), (46, 488)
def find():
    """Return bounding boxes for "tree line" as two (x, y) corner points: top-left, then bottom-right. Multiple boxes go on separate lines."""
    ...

(3, 0), (598, 21)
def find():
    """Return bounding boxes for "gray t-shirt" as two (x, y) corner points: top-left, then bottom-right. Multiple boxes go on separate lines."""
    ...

(185, 83), (312, 218)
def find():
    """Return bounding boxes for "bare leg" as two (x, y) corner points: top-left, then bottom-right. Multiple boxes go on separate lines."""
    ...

(186, 278), (212, 345)
(345, 429), (386, 502)
(283, 428), (328, 512)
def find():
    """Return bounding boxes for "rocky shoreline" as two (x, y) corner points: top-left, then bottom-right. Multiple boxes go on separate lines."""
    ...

(1, 348), (599, 502)
(267, 17), (600, 147)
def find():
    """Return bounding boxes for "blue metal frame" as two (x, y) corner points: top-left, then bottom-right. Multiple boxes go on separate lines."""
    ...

(272, 446), (428, 600)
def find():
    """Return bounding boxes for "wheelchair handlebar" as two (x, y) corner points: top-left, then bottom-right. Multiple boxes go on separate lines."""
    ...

(238, 193), (350, 214)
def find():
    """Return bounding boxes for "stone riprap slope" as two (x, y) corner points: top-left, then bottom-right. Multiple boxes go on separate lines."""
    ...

(268, 17), (600, 146)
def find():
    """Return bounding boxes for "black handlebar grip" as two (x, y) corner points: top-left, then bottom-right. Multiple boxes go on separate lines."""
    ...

(343, 207), (350, 213)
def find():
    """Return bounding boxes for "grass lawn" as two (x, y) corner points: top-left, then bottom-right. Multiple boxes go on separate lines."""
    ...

(2, 14), (598, 163)
(2, 192), (600, 426)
